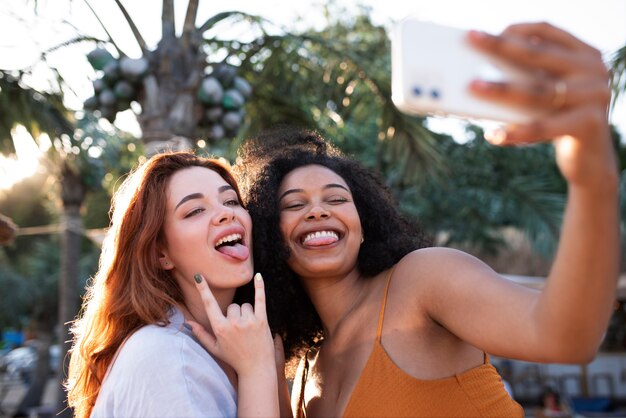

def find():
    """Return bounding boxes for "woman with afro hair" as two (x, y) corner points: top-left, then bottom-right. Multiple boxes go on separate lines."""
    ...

(233, 22), (619, 418)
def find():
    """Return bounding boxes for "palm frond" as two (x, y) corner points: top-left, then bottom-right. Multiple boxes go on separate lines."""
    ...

(198, 11), (267, 34)
(82, 0), (124, 55)
(113, 0), (148, 51)
(161, 0), (175, 39)
(0, 71), (74, 155)
(181, 0), (199, 47)
(40, 35), (108, 59)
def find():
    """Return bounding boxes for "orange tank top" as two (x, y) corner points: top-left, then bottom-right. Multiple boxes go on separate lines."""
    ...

(294, 270), (524, 417)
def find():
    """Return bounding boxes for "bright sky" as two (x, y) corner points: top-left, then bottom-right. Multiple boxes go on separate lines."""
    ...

(1, 0), (625, 188)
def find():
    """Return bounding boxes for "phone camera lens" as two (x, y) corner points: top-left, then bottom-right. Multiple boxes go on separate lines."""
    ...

(412, 86), (422, 96)
(430, 89), (440, 99)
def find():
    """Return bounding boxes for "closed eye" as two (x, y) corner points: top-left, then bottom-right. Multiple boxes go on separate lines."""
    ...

(224, 199), (241, 207)
(327, 197), (348, 204)
(282, 202), (305, 210)
(184, 208), (205, 218)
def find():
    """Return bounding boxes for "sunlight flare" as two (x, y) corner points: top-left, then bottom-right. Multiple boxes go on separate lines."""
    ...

(0, 126), (43, 190)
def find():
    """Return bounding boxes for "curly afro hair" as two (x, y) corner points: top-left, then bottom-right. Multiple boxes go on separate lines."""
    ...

(233, 126), (432, 362)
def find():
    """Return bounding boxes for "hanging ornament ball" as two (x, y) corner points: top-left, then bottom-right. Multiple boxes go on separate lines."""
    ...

(114, 80), (136, 101)
(198, 77), (224, 105)
(222, 89), (245, 110)
(212, 64), (237, 87)
(102, 60), (120, 86)
(119, 57), (150, 82)
(87, 48), (115, 71)
(233, 77), (252, 99)
(209, 124), (225, 140)
(93, 78), (106, 94)
(98, 89), (117, 107)
(205, 106), (223, 123)
(222, 111), (243, 131)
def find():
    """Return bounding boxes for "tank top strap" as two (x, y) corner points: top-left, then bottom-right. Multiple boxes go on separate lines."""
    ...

(375, 265), (397, 342)
(295, 347), (312, 418)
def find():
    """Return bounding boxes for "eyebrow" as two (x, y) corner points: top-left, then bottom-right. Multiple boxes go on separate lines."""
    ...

(174, 185), (235, 210)
(278, 183), (349, 201)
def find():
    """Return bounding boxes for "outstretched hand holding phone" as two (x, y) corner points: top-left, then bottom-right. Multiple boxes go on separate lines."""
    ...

(395, 20), (618, 364)
(466, 23), (616, 189)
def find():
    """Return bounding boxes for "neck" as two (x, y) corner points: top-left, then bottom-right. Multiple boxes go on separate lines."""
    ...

(178, 280), (236, 331)
(300, 270), (366, 338)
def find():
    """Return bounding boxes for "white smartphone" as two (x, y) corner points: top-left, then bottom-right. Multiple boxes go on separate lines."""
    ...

(391, 18), (541, 124)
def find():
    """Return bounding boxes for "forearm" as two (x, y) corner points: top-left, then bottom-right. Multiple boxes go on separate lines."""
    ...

(277, 368), (293, 417)
(237, 368), (280, 418)
(536, 174), (620, 361)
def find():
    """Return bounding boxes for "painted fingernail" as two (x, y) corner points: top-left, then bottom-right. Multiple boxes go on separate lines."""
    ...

(255, 272), (262, 281)
(194, 274), (203, 284)
(183, 322), (192, 331)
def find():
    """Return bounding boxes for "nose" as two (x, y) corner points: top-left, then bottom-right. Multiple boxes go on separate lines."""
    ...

(213, 206), (235, 225)
(306, 205), (329, 221)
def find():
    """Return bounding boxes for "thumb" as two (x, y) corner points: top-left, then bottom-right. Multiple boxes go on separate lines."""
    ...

(187, 320), (219, 355)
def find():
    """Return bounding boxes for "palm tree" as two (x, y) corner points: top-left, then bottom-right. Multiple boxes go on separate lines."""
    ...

(68, 0), (443, 175)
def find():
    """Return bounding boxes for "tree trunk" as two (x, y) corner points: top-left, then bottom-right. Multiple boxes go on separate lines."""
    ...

(139, 29), (204, 157)
(55, 164), (86, 418)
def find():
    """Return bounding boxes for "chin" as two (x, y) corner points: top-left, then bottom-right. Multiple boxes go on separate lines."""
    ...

(207, 265), (254, 290)
(231, 265), (255, 286)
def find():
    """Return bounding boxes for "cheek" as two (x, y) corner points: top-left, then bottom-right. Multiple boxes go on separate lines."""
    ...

(239, 207), (252, 227)
(349, 209), (363, 232)
(163, 224), (205, 260)
(279, 215), (299, 248)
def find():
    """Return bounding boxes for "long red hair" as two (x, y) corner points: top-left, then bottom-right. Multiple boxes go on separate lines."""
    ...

(65, 151), (243, 418)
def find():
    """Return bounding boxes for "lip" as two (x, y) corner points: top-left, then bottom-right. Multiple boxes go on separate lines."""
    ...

(213, 225), (248, 249)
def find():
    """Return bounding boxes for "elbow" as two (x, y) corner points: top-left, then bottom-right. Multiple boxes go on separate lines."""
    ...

(541, 336), (601, 364)
(554, 347), (598, 365)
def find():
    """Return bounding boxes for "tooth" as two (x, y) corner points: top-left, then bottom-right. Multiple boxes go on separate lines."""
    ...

(217, 233), (243, 246)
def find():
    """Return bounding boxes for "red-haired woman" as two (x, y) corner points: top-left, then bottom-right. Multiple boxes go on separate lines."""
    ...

(66, 152), (280, 418)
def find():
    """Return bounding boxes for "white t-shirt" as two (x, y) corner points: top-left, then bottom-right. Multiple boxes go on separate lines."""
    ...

(91, 307), (236, 418)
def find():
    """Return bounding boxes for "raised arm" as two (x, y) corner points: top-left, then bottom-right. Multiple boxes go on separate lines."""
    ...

(414, 22), (619, 364)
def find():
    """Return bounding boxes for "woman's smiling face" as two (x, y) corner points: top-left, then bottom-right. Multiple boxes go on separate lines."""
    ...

(278, 164), (363, 279)
(161, 166), (253, 289)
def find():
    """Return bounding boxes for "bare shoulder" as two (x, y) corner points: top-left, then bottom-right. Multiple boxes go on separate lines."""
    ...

(396, 247), (491, 279)
(390, 247), (497, 300)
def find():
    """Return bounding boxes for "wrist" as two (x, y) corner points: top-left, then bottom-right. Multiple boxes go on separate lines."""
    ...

(237, 363), (278, 381)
